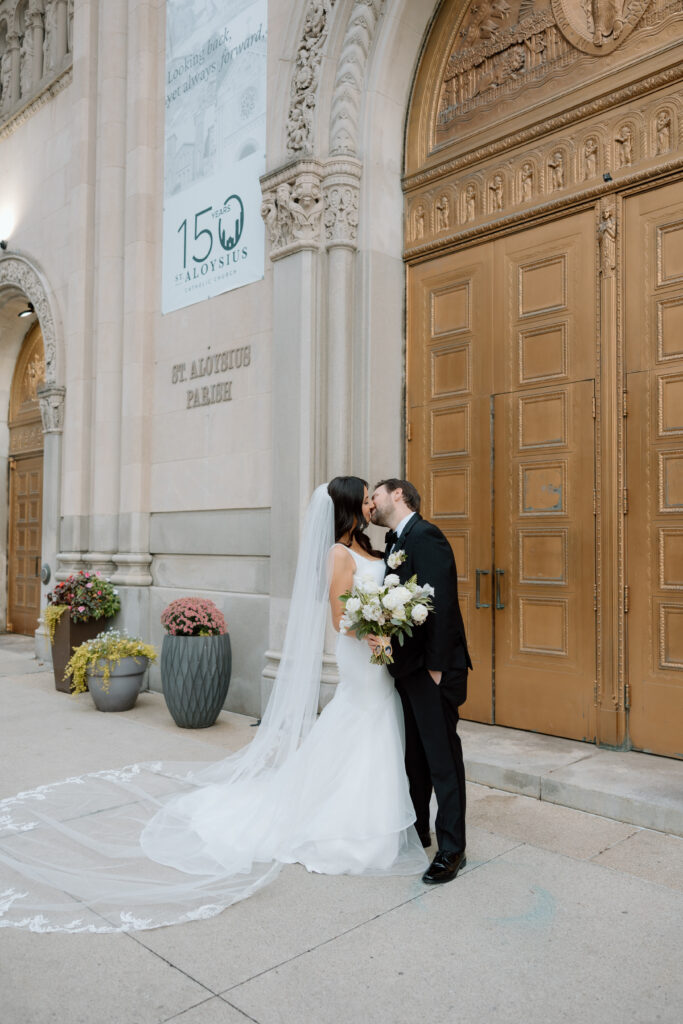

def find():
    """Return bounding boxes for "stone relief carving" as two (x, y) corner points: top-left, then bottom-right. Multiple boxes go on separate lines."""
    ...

(261, 165), (325, 256)
(435, 0), (667, 134)
(414, 203), (425, 240)
(548, 149), (564, 189)
(489, 173), (504, 211)
(464, 183), (478, 222)
(615, 124), (633, 166)
(0, 256), (58, 383)
(286, 0), (338, 155)
(655, 109), (671, 153)
(520, 161), (534, 201)
(324, 181), (359, 245)
(37, 384), (66, 433)
(583, 135), (599, 178)
(551, 0), (653, 55)
(19, 27), (33, 98)
(329, 0), (385, 156)
(598, 204), (616, 277)
(0, 49), (12, 113)
(435, 193), (451, 231)
(405, 81), (683, 252)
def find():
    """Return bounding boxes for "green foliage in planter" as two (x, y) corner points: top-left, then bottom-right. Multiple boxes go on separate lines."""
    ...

(65, 629), (157, 695)
(44, 604), (68, 644)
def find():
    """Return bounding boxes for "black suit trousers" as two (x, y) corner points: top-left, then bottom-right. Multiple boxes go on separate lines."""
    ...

(396, 666), (467, 854)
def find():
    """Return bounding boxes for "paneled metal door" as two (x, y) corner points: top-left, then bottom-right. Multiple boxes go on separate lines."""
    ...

(407, 210), (597, 739)
(624, 184), (683, 758)
(8, 454), (43, 636)
(493, 381), (596, 739)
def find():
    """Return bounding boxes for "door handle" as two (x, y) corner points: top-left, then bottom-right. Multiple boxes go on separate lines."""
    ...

(475, 569), (490, 609)
(35, 556), (40, 578)
(495, 568), (505, 610)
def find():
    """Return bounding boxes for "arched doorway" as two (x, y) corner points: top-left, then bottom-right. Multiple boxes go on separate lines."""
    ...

(404, 0), (683, 756)
(8, 324), (45, 635)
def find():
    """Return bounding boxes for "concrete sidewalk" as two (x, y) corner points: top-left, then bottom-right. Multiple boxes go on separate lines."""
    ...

(1, 637), (682, 1024)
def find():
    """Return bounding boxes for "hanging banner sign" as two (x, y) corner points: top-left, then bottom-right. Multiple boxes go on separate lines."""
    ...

(162, 0), (267, 314)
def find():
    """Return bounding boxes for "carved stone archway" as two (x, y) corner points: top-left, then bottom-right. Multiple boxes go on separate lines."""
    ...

(0, 251), (64, 648)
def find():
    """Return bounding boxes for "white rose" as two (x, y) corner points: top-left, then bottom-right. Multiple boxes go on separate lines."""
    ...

(345, 597), (361, 614)
(411, 604), (429, 624)
(391, 586), (412, 606)
(382, 591), (398, 610)
(391, 607), (406, 622)
(360, 576), (380, 595)
(383, 573), (400, 587)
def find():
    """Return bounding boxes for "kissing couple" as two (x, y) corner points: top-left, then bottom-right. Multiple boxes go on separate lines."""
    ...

(0, 478), (472, 933)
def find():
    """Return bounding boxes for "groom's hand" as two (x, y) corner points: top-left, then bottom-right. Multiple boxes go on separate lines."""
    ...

(428, 669), (442, 685)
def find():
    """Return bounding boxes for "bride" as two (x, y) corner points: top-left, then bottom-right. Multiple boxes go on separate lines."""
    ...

(0, 477), (427, 932)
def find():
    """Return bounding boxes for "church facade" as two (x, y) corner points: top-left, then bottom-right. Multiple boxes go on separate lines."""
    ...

(1, 0), (681, 756)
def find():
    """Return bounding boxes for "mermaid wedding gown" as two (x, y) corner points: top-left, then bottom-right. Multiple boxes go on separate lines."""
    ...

(0, 544), (427, 932)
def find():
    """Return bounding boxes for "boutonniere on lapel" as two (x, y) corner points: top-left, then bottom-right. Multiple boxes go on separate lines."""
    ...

(387, 549), (407, 569)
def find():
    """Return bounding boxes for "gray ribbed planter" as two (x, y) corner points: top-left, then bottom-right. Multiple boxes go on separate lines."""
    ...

(87, 657), (149, 712)
(160, 633), (232, 728)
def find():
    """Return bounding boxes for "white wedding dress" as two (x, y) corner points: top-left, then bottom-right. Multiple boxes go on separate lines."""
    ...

(0, 524), (427, 933)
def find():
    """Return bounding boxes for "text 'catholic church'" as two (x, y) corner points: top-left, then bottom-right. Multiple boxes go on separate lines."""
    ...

(0, 0), (682, 758)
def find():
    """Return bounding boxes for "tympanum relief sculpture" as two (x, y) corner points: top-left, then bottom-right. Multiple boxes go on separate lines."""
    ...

(436, 0), (660, 137)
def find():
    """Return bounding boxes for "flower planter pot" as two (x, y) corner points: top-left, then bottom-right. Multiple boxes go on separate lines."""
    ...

(161, 633), (232, 728)
(86, 656), (149, 712)
(51, 613), (111, 693)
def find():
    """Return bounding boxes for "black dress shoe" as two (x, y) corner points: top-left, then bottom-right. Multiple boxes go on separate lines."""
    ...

(422, 850), (466, 885)
(418, 831), (432, 848)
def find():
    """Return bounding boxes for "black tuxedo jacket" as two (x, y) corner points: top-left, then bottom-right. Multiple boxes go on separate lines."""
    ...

(385, 514), (472, 680)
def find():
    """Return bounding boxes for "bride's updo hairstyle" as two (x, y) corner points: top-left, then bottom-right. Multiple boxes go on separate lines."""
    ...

(328, 476), (377, 557)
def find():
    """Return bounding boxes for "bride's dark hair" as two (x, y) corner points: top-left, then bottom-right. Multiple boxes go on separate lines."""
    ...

(327, 476), (378, 556)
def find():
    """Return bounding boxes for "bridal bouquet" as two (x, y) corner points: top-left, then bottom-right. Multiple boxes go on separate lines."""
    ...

(339, 573), (434, 665)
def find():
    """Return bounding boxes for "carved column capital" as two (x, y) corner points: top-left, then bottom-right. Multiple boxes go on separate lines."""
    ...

(323, 158), (361, 249)
(261, 160), (325, 260)
(37, 384), (66, 433)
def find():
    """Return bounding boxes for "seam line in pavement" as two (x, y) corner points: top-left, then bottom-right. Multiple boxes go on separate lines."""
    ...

(219, 847), (516, 997)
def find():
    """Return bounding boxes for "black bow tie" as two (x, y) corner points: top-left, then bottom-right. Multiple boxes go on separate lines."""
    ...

(385, 530), (397, 548)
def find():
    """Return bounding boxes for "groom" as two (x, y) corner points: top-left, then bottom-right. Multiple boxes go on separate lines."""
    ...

(371, 479), (472, 884)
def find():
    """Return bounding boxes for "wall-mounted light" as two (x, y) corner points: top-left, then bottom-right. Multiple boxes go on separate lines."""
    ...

(0, 240), (7, 250)
(18, 302), (34, 319)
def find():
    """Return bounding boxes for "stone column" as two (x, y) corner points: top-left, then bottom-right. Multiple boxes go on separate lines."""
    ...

(84, 0), (128, 577)
(8, 33), (21, 108)
(111, 0), (161, 591)
(55, 0), (69, 64)
(323, 159), (361, 477)
(36, 385), (66, 658)
(260, 160), (327, 709)
(30, 8), (45, 86)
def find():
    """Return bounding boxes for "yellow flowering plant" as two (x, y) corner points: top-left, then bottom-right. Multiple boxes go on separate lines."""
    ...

(65, 629), (157, 695)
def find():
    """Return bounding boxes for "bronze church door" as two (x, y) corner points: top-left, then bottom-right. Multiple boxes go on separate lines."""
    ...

(624, 182), (683, 757)
(407, 212), (597, 741)
(8, 326), (45, 636)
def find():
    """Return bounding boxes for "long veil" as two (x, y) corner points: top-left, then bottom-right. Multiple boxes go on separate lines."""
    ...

(0, 485), (336, 932)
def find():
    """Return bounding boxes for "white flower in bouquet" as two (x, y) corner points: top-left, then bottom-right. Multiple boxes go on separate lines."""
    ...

(346, 596), (362, 614)
(357, 575), (380, 595)
(411, 604), (429, 624)
(418, 583), (435, 597)
(384, 573), (400, 587)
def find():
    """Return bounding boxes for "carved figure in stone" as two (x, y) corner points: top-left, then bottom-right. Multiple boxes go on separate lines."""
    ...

(598, 206), (616, 276)
(43, 1), (57, 75)
(591, 0), (624, 48)
(521, 162), (534, 202)
(435, 194), (450, 232)
(20, 31), (34, 98)
(275, 183), (294, 247)
(414, 204), (425, 240)
(489, 174), (504, 212)
(260, 195), (278, 247)
(548, 150), (564, 191)
(465, 184), (477, 222)
(289, 178), (323, 236)
(615, 125), (633, 167)
(583, 137), (598, 179)
(656, 110), (671, 154)
(0, 50), (12, 111)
